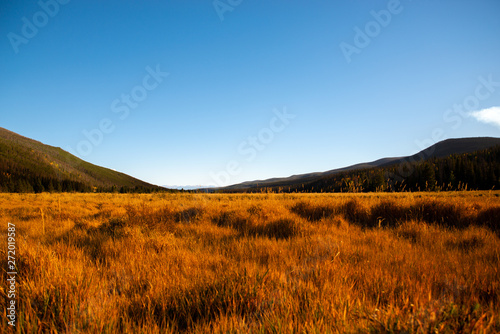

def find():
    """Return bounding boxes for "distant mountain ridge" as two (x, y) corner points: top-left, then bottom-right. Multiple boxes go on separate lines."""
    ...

(0, 127), (163, 192)
(220, 137), (500, 191)
(164, 185), (216, 190)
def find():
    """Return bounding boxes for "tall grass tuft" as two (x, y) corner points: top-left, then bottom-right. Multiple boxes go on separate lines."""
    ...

(340, 198), (370, 226)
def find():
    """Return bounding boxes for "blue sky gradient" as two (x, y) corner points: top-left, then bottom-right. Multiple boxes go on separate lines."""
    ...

(1, 0), (500, 186)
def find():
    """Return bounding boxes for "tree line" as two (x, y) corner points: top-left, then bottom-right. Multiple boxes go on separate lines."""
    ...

(0, 173), (167, 193)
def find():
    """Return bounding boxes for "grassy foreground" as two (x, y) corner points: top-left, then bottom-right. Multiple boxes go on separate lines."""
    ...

(1, 192), (499, 333)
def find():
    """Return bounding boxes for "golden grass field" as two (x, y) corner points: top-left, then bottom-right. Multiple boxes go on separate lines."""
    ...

(1, 191), (499, 333)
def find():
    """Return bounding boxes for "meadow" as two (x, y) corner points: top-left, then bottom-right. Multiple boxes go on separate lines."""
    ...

(1, 191), (499, 333)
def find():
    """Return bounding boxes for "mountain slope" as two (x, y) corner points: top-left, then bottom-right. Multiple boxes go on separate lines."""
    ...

(221, 137), (500, 191)
(0, 127), (162, 192)
(377, 137), (500, 168)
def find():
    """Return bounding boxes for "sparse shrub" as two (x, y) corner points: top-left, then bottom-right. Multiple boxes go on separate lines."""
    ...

(370, 200), (408, 227)
(412, 200), (466, 228)
(476, 206), (500, 234)
(175, 207), (203, 223)
(340, 198), (370, 226)
(212, 210), (249, 232)
(154, 205), (177, 224)
(213, 211), (298, 240)
(290, 201), (335, 221)
(250, 218), (298, 240)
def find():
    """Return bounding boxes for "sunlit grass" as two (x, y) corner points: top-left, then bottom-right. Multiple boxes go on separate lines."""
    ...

(1, 191), (499, 333)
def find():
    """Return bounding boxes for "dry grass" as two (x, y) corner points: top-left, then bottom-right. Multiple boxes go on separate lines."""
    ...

(1, 191), (499, 333)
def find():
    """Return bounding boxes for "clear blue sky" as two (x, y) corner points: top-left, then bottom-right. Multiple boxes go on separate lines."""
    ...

(1, 0), (500, 187)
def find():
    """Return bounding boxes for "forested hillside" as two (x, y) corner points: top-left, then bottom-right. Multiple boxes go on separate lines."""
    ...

(231, 146), (500, 193)
(0, 128), (165, 193)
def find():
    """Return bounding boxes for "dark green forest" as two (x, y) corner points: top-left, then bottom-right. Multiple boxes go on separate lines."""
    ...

(233, 146), (500, 193)
(0, 163), (166, 193)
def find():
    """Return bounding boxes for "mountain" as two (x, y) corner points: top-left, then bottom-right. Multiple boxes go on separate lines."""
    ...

(0, 127), (164, 192)
(377, 137), (500, 168)
(219, 137), (500, 192)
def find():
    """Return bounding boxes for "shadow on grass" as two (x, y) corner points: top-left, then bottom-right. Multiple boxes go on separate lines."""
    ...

(289, 201), (335, 222)
(289, 198), (500, 236)
(212, 211), (299, 240)
(51, 217), (128, 264)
